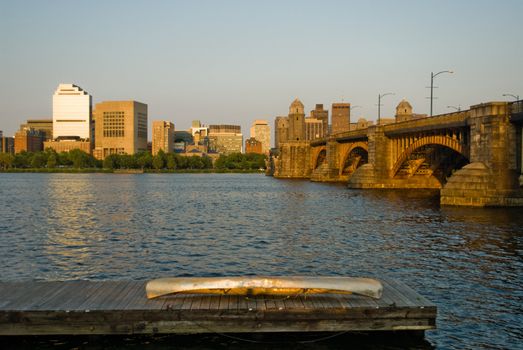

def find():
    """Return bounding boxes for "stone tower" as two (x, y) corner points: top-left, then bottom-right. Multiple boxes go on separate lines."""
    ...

(331, 103), (351, 134)
(395, 99), (413, 122)
(288, 98), (306, 141)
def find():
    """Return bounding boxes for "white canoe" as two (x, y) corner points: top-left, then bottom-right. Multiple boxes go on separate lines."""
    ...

(145, 276), (383, 299)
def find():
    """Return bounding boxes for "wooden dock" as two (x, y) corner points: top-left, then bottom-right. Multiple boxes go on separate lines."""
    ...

(0, 278), (436, 336)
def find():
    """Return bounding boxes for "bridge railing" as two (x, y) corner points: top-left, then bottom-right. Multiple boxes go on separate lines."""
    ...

(510, 100), (523, 115)
(330, 128), (368, 141)
(383, 111), (469, 135)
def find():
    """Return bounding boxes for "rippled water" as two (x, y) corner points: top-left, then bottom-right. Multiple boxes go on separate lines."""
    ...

(0, 173), (522, 349)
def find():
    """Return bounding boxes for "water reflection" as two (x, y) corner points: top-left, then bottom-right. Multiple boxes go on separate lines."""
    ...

(0, 173), (521, 349)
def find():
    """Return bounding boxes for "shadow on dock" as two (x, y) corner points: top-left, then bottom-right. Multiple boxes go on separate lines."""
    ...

(2, 331), (434, 350)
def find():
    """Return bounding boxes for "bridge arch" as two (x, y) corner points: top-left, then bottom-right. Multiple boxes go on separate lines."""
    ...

(392, 135), (469, 183)
(311, 146), (327, 169)
(339, 142), (369, 176)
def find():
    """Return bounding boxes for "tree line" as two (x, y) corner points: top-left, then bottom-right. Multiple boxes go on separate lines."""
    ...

(0, 149), (266, 171)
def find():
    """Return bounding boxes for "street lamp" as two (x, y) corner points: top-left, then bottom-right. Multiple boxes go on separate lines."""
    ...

(378, 93), (394, 124)
(430, 70), (453, 117)
(447, 105), (461, 112)
(502, 93), (520, 101)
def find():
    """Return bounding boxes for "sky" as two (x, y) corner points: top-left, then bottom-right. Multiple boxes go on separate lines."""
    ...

(1, 0), (522, 140)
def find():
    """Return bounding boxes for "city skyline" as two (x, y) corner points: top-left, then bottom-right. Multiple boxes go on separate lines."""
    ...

(1, 1), (522, 137)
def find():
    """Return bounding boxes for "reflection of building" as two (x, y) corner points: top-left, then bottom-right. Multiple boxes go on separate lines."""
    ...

(22, 119), (53, 140)
(14, 127), (44, 153)
(250, 120), (270, 154)
(152, 120), (174, 155)
(53, 84), (92, 140)
(208, 124), (243, 154)
(245, 137), (262, 154)
(274, 116), (288, 149)
(93, 101), (148, 159)
(331, 103), (350, 134)
(310, 104), (328, 137)
(305, 117), (324, 141)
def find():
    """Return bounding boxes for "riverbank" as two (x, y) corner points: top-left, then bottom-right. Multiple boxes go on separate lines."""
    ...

(0, 168), (265, 174)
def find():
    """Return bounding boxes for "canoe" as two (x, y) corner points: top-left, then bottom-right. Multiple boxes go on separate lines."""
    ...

(146, 276), (383, 299)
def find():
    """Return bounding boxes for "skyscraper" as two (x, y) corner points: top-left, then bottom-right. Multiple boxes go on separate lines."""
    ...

(310, 104), (328, 137)
(250, 120), (271, 154)
(331, 103), (350, 134)
(93, 101), (148, 159)
(152, 120), (175, 155)
(52, 84), (92, 140)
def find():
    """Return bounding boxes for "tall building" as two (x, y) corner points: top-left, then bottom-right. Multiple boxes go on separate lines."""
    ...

(310, 104), (328, 137)
(0, 136), (15, 154)
(331, 103), (351, 134)
(190, 120), (208, 145)
(250, 120), (271, 154)
(245, 137), (262, 154)
(93, 101), (148, 159)
(305, 117), (324, 141)
(14, 127), (44, 153)
(152, 120), (175, 155)
(274, 116), (289, 149)
(288, 98), (306, 141)
(53, 84), (92, 140)
(22, 119), (53, 140)
(208, 124), (243, 154)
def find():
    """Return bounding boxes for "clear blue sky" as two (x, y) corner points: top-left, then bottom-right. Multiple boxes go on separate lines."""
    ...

(1, 0), (522, 138)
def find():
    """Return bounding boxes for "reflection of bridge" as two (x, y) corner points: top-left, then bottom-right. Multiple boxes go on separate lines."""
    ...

(272, 101), (523, 206)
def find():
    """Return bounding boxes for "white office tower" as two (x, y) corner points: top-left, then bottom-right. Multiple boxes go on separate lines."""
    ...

(52, 84), (92, 139)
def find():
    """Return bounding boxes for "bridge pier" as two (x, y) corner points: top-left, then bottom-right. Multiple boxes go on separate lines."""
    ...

(273, 141), (311, 179)
(310, 139), (342, 182)
(441, 102), (523, 206)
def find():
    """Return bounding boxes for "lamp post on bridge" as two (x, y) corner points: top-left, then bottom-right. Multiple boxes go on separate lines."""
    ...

(430, 70), (453, 117)
(447, 105), (461, 112)
(502, 93), (520, 101)
(378, 93), (394, 125)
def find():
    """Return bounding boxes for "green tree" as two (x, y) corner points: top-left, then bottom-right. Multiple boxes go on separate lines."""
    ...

(31, 152), (47, 168)
(68, 149), (92, 168)
(175, 154), (188, 169)
(166, 153), (176, 170)
(103, 154), (118, 169)
(119, 154), (136, 169)
(136, 152), (152, 169)
(13, 152), (31, 168)
(47, 153), (57, 168)
(58, 152), (72, 166)
(152, 154), (165, 170)
(0, 153), (14, 170)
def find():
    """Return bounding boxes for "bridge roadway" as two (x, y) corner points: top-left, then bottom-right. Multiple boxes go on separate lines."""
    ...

(272, 101), (523, 207)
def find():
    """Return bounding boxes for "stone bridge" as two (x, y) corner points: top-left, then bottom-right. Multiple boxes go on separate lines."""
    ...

(272, 101), (523, 206)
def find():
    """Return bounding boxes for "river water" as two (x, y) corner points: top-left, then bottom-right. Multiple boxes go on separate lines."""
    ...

(0, 173), (521, 349)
